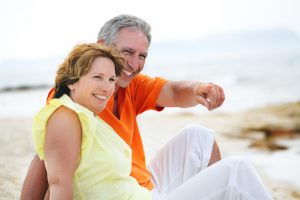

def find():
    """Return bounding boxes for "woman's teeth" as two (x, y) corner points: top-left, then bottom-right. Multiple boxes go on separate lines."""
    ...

(94, 94), (106, 100)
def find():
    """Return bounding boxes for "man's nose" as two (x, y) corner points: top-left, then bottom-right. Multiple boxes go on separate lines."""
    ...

(127, 56), (139, 71)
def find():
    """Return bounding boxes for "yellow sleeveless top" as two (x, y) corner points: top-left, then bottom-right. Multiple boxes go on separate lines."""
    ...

(32, 95), (152, 200)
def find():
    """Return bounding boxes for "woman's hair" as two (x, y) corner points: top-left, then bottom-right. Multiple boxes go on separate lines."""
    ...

(54, 43), (124, 98)
(97, 14), (152, 45)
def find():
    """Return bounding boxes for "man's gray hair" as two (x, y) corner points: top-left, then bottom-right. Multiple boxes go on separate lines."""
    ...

(98, 14), (152, 45)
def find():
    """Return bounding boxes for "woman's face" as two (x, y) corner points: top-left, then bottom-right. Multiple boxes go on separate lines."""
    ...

(69, 57), (117, 114)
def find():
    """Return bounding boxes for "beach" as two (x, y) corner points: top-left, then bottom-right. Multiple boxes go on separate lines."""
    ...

(1, 29), (300, 199)
(0, 98), (299, 199)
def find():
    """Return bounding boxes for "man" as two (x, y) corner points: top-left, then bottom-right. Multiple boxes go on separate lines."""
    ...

(21, 14), (224, 199)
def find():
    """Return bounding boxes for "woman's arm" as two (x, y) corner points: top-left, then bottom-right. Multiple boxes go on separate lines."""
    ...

(44, 106), (82, 200)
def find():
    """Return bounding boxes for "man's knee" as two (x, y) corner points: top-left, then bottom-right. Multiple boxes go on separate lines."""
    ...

(222, 156), (253, 171)
(179, 124), (221, 164)
(179, 124), (215, 142)
(179, 124), (221, 165)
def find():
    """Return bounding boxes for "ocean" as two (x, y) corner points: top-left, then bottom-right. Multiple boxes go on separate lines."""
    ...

(1, 29), (300, 117)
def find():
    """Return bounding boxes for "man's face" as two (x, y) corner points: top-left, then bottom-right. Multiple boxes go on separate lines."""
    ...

(113, 27), (149, 88)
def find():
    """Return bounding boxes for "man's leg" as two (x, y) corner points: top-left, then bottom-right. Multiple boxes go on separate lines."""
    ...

(165, 157), (273, 200)
(148, 124), (220, 194)
(208, 140), (221, 166)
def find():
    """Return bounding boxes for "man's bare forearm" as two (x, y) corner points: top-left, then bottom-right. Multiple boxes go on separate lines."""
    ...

(21, 155), (48, 200)
(157, 81), (225, 110)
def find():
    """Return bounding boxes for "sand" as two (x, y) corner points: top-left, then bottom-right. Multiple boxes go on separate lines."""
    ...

(0, 110), (300, 199)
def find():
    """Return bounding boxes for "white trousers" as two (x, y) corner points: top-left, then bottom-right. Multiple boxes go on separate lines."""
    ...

(148, 124), (273, 200)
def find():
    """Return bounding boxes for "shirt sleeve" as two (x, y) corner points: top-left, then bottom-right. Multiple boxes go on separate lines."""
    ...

(46, 87), (55, 103)
(129, 74), (168, 114)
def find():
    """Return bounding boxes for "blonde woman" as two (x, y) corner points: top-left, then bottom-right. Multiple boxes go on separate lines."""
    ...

(32, 43), (151, 199)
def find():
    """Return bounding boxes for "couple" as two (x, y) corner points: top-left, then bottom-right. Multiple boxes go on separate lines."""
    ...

(21, 15), (273, 199)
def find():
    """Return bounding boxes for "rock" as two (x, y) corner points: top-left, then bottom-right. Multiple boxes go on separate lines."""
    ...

(241, 101), (300, 138)
(249, 139), (288, 151)
(219, 101), (300, 151)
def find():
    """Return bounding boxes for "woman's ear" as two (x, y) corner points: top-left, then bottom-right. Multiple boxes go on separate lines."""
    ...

(67, 83), (75, 91)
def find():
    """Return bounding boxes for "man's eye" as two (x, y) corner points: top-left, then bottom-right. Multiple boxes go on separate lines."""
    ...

(122, 50), (131, 55)
(139, 55), (146, 60)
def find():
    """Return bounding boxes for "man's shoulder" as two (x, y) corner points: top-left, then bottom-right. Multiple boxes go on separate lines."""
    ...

(128, 74), (150, 87)
(127, 74), (167, 94)
(132, 74), (150, 81)
(131, 74), (164, 84)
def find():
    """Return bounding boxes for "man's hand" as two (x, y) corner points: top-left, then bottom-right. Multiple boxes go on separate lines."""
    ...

(193, 82), (225, 111)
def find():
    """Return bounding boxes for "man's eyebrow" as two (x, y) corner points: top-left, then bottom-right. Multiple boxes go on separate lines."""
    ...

(121, 47), (134, 51)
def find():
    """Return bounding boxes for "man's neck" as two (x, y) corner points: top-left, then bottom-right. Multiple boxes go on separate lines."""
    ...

(113, 90), (120, 118)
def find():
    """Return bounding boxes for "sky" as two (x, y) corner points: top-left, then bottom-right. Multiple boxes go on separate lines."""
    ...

(1, 0), (300, 60)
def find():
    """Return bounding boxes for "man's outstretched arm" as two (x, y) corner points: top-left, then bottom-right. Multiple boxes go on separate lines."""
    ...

(157, 81), (225, 110)
(21, 154), (48, 200)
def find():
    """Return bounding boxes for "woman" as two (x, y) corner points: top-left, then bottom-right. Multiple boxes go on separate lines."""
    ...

(32, 43), (152, 199)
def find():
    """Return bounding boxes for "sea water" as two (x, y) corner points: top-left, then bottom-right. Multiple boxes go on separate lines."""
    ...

(1, 60), (299, 117)
(1, 30), (300, 117)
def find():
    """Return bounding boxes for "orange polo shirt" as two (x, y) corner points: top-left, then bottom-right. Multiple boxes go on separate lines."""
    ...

(47, 74), (167, 190)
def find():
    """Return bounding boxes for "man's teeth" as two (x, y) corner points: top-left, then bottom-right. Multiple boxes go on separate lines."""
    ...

(94, 94), (106, 100)
(123, 69), (133, 76)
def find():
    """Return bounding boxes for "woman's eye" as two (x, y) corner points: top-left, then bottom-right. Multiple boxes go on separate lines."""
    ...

(94, 76), (103, 80)
(109, 77), (117, 82)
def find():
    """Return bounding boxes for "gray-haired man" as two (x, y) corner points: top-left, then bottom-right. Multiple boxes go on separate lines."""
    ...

(21, 14), (224, 199)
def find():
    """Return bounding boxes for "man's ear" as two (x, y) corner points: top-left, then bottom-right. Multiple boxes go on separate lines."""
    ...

(97, 38), (105, 44)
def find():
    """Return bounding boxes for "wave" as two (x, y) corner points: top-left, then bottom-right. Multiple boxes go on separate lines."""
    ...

(0, 84), (51, 93)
